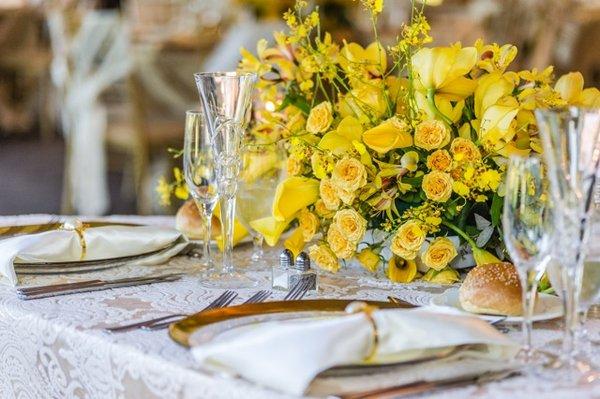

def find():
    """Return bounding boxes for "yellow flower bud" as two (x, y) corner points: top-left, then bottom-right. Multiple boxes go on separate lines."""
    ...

(356, 248), (380, 272)
(422, 266), (460, 284)
(472, 247), (501, 267)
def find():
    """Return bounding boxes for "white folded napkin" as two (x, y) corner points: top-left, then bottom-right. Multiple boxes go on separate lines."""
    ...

(0, 225), (184, 285)
(191, 307), (519, 396)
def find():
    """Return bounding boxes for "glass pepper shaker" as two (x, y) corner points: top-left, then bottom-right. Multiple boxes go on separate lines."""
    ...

(288, 251), (318, 293)
(272, 249), (293, 290)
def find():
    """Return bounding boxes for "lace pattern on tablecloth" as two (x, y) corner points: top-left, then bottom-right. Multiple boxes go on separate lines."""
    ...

(0, 214), (599, 399)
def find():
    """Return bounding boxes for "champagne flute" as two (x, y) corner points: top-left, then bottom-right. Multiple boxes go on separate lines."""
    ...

(195, 71), (260, 289)
(237, 141), (287, 269)
(183, 110), (219, 269)
(503, 155), (553, 363)
(536, 106), (600, 374)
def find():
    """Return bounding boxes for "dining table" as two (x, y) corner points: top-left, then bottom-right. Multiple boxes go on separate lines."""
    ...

(0, 214), (599, 399)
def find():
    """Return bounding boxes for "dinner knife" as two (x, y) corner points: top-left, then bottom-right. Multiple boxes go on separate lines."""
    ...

(17, 274), (183, 300)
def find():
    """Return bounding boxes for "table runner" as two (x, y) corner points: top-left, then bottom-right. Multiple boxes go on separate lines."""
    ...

(0, 214), (599, 398)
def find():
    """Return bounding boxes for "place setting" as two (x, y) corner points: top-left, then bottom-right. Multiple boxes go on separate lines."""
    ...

(2, 1), (600, 398)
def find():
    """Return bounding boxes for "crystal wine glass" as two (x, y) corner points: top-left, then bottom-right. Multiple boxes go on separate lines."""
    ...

(195, 71), (259, 289)
(183, 110), (219, 269)
(503, 155), (554, 364)
(536, 106), (600, 373)
(237, 141), (287, 270)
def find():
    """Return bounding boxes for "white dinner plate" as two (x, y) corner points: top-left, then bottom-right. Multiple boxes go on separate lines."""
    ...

(430, 288), (563, 323)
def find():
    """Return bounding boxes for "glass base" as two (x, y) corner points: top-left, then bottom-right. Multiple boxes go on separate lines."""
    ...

(200, 270), (264, 289)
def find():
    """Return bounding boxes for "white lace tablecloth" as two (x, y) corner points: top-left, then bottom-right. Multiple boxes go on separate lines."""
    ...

(0, 214), (599, 399)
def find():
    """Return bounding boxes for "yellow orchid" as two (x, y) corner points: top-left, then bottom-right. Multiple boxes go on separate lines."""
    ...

(415, 91), (464, 123)
(272, 176), (320, 221)
(478, 97), (520, 147)
(555, 72), (600, 107)
(337, 83), (388, 122)
(362, 117), (413, 153)
(387, 255), (417, 283)
(411, 44), (478, 101)
(339, 41), (387, 79)
(356, 248), (380, 272)
(319, 116), (363, 155)
(474, 40), (518, 74)
(474, 72), (517, 119)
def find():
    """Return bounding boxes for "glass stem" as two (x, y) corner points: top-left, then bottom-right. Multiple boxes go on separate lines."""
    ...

(519, 269), (538, 361)
(251, 234), (264, 262)
(221, 196), (236, 274)
(194, 200), (213, 269)
(562, 265), (579, 364)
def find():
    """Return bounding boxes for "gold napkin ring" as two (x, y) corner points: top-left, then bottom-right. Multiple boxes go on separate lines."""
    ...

(345, 301), (379, 362)
(60, 220), (89, 260)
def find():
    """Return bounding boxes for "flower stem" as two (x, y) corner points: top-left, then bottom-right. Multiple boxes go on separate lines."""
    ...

(442, 220), (477, 248)
(426, 88), (454, 126)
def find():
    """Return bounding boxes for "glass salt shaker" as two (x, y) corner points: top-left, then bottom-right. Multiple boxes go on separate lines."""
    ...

(272, 249), (293, 290)
(288, 252), (318, 293)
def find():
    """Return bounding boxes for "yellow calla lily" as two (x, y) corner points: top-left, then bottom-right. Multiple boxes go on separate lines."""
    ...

(362, 117), (413, 153)
(249, 216), (293, 246)
(411, 44), (478, 101)
(213, 201), (249, 251)
(472, 247), (501, 267)
(581, 88), (600, 107)
(387, 255), (417, 283)
(337, 84), (388, 122)
(272, 176), (320, 221)
(318, 116), (363, 155)
(283, 227), (305, 257)
(415, 92), (464, 123)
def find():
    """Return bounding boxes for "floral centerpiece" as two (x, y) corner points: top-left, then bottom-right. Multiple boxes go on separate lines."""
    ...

(234, 0), (599, 283)
(161, 0), (599, 284)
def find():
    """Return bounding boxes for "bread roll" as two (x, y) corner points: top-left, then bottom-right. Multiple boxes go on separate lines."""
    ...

(175, 200), (204, 239)
(459, 262), (522, 316)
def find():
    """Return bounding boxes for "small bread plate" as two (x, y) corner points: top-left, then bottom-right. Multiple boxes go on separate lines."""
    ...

(430, 287), (563, 323)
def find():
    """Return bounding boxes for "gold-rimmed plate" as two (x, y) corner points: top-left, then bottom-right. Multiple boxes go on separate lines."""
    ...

(169, 299), (415, 347)
(0, 221), (139, 240)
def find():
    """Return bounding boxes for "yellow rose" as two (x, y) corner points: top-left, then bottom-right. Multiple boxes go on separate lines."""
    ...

(298, 208), (319, 242)
(426, 149), (453, 172)
(387, 255), (417, 283)
(421, 237), (458, 271)
(333, 208), (367, 244)
(308, 244), (340, 273)
(422, 171), (453, 202)
(326, 224), (355, 259)
(393, 220), (426, 251)
(414, 120), (450, 151)
(314, 199), (335, 218)
(319, 178), (340, 211)
(362, 117), (413, 153)
(331, 156), (367, 193)
(273, 176), (320, 221)
(337, 188), (356, 205)
(286, 155), (304, 176)
(356, 248), (380, 272)
(306, 101), (333, 134)
(390, 232), (418, 260)
(450, 138), (481, 162)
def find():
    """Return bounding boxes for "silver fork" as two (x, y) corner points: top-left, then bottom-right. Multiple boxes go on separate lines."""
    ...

(143, 290), (273, 331)
(283, 278), (311, 301)
(103, 290), (238, 333)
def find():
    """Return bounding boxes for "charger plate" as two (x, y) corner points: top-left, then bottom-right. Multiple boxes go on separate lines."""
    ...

(169, 299), (415, 347)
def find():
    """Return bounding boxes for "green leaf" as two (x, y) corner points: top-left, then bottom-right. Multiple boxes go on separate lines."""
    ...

(278, 89), (310, 115)
(491, 193), (503, 227)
